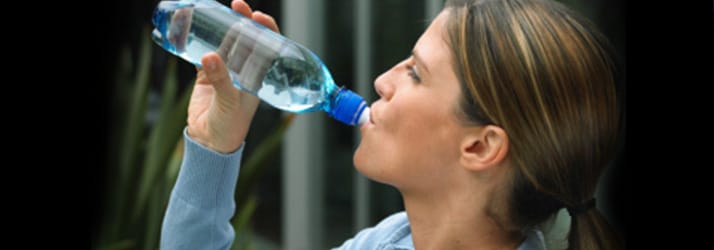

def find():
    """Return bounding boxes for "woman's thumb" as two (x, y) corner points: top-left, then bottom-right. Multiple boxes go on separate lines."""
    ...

(201, 52), (235, 93)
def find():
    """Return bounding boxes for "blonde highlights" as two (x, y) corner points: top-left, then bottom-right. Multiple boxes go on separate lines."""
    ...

(445, 0), (622, 248)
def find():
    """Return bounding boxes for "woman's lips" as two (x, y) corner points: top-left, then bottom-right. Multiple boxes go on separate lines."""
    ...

(369, 108), (376, 125)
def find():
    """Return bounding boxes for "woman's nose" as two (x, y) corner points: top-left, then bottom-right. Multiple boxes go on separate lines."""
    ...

(374, 71), (395, 101)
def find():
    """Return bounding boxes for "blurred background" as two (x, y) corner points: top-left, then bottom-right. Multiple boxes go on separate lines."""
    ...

(92, 0), (625, 249)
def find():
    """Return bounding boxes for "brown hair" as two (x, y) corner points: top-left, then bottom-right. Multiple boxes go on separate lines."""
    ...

(445, 0), (623, 249)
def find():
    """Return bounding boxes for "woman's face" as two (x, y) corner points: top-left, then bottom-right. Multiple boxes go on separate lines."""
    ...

(355, 11), (467, 190)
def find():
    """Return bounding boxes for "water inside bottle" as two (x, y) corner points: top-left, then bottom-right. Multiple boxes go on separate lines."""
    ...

(152, 0), (338, 113)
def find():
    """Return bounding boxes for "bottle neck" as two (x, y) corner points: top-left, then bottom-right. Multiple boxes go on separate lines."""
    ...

(326, 88), (369, 126)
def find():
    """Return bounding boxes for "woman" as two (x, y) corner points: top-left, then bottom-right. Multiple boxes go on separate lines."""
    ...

(161, 0), (623, 249)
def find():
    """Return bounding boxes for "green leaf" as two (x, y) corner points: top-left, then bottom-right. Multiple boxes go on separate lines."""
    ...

(133, 57), (189, 220)
(231, 193), (256, 250)
(166, 137), (185, 184)
(119, 27), (153, 181)
(235, 114), (295, 205)
(97, 239), (135, 250)
(233, 194), (257, 239)
(142, 179), (166, 250)
(107, 27), (153, 242)
(229, 114), (295, 249)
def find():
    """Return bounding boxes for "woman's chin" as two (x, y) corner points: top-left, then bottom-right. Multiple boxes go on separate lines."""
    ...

(353, 148), (392, 186)
(353, 145), (368, 171)
(353, 146), (376, 176)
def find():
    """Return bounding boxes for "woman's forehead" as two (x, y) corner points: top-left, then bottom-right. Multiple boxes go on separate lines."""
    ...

(413, 12), (452, 72)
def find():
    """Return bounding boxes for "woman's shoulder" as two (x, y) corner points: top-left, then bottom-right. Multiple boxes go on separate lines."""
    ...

(333, 211), (550, 250)
(374, 211), (409, 229)
(332, 211), (413, 250)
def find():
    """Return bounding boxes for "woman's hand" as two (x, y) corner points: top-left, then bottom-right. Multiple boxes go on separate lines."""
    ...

(186, 0), (280, 154)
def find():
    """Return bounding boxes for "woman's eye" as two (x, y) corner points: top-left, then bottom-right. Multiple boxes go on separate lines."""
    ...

(407, 65), (422, 83)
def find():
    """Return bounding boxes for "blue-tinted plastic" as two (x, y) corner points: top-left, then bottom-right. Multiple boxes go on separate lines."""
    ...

(327, 89), (369, 126)
(151, 0), (370, 126)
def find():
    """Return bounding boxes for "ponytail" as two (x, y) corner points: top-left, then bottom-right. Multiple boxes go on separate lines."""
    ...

(567, 208), (623, 250)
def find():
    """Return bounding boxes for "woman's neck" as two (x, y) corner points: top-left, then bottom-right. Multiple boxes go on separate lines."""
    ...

(400, 184), (524, 250)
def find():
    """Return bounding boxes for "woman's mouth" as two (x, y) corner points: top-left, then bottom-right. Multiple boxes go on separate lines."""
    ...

(360, 108), (376, 130)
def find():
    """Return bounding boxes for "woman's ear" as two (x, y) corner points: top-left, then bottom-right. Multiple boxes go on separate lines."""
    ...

(459, 125), (509, 171)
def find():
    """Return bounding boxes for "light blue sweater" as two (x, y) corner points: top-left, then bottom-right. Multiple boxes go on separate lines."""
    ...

(161, 129), (547, 249)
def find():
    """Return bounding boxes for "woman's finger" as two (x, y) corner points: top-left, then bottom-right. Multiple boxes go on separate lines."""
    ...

(231, 0), (253, 18)
(252, 11), (280, 33)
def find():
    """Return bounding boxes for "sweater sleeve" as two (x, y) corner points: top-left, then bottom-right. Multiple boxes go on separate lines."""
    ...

(161, 128), (245, 250)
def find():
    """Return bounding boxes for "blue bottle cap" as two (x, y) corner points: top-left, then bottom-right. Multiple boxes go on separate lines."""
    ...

(328, 88), (369, 126)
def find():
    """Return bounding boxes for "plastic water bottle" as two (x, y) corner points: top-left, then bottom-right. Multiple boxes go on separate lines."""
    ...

(151, 0), (370, 126)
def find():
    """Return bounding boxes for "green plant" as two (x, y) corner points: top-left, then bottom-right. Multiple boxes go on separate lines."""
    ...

(96, 28), (293, 250)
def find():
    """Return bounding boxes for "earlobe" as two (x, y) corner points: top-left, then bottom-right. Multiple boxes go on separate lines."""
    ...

(459, 125), (509, 171)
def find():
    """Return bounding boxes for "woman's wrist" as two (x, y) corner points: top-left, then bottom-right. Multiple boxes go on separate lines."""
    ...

(186, 126), (244, 154)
